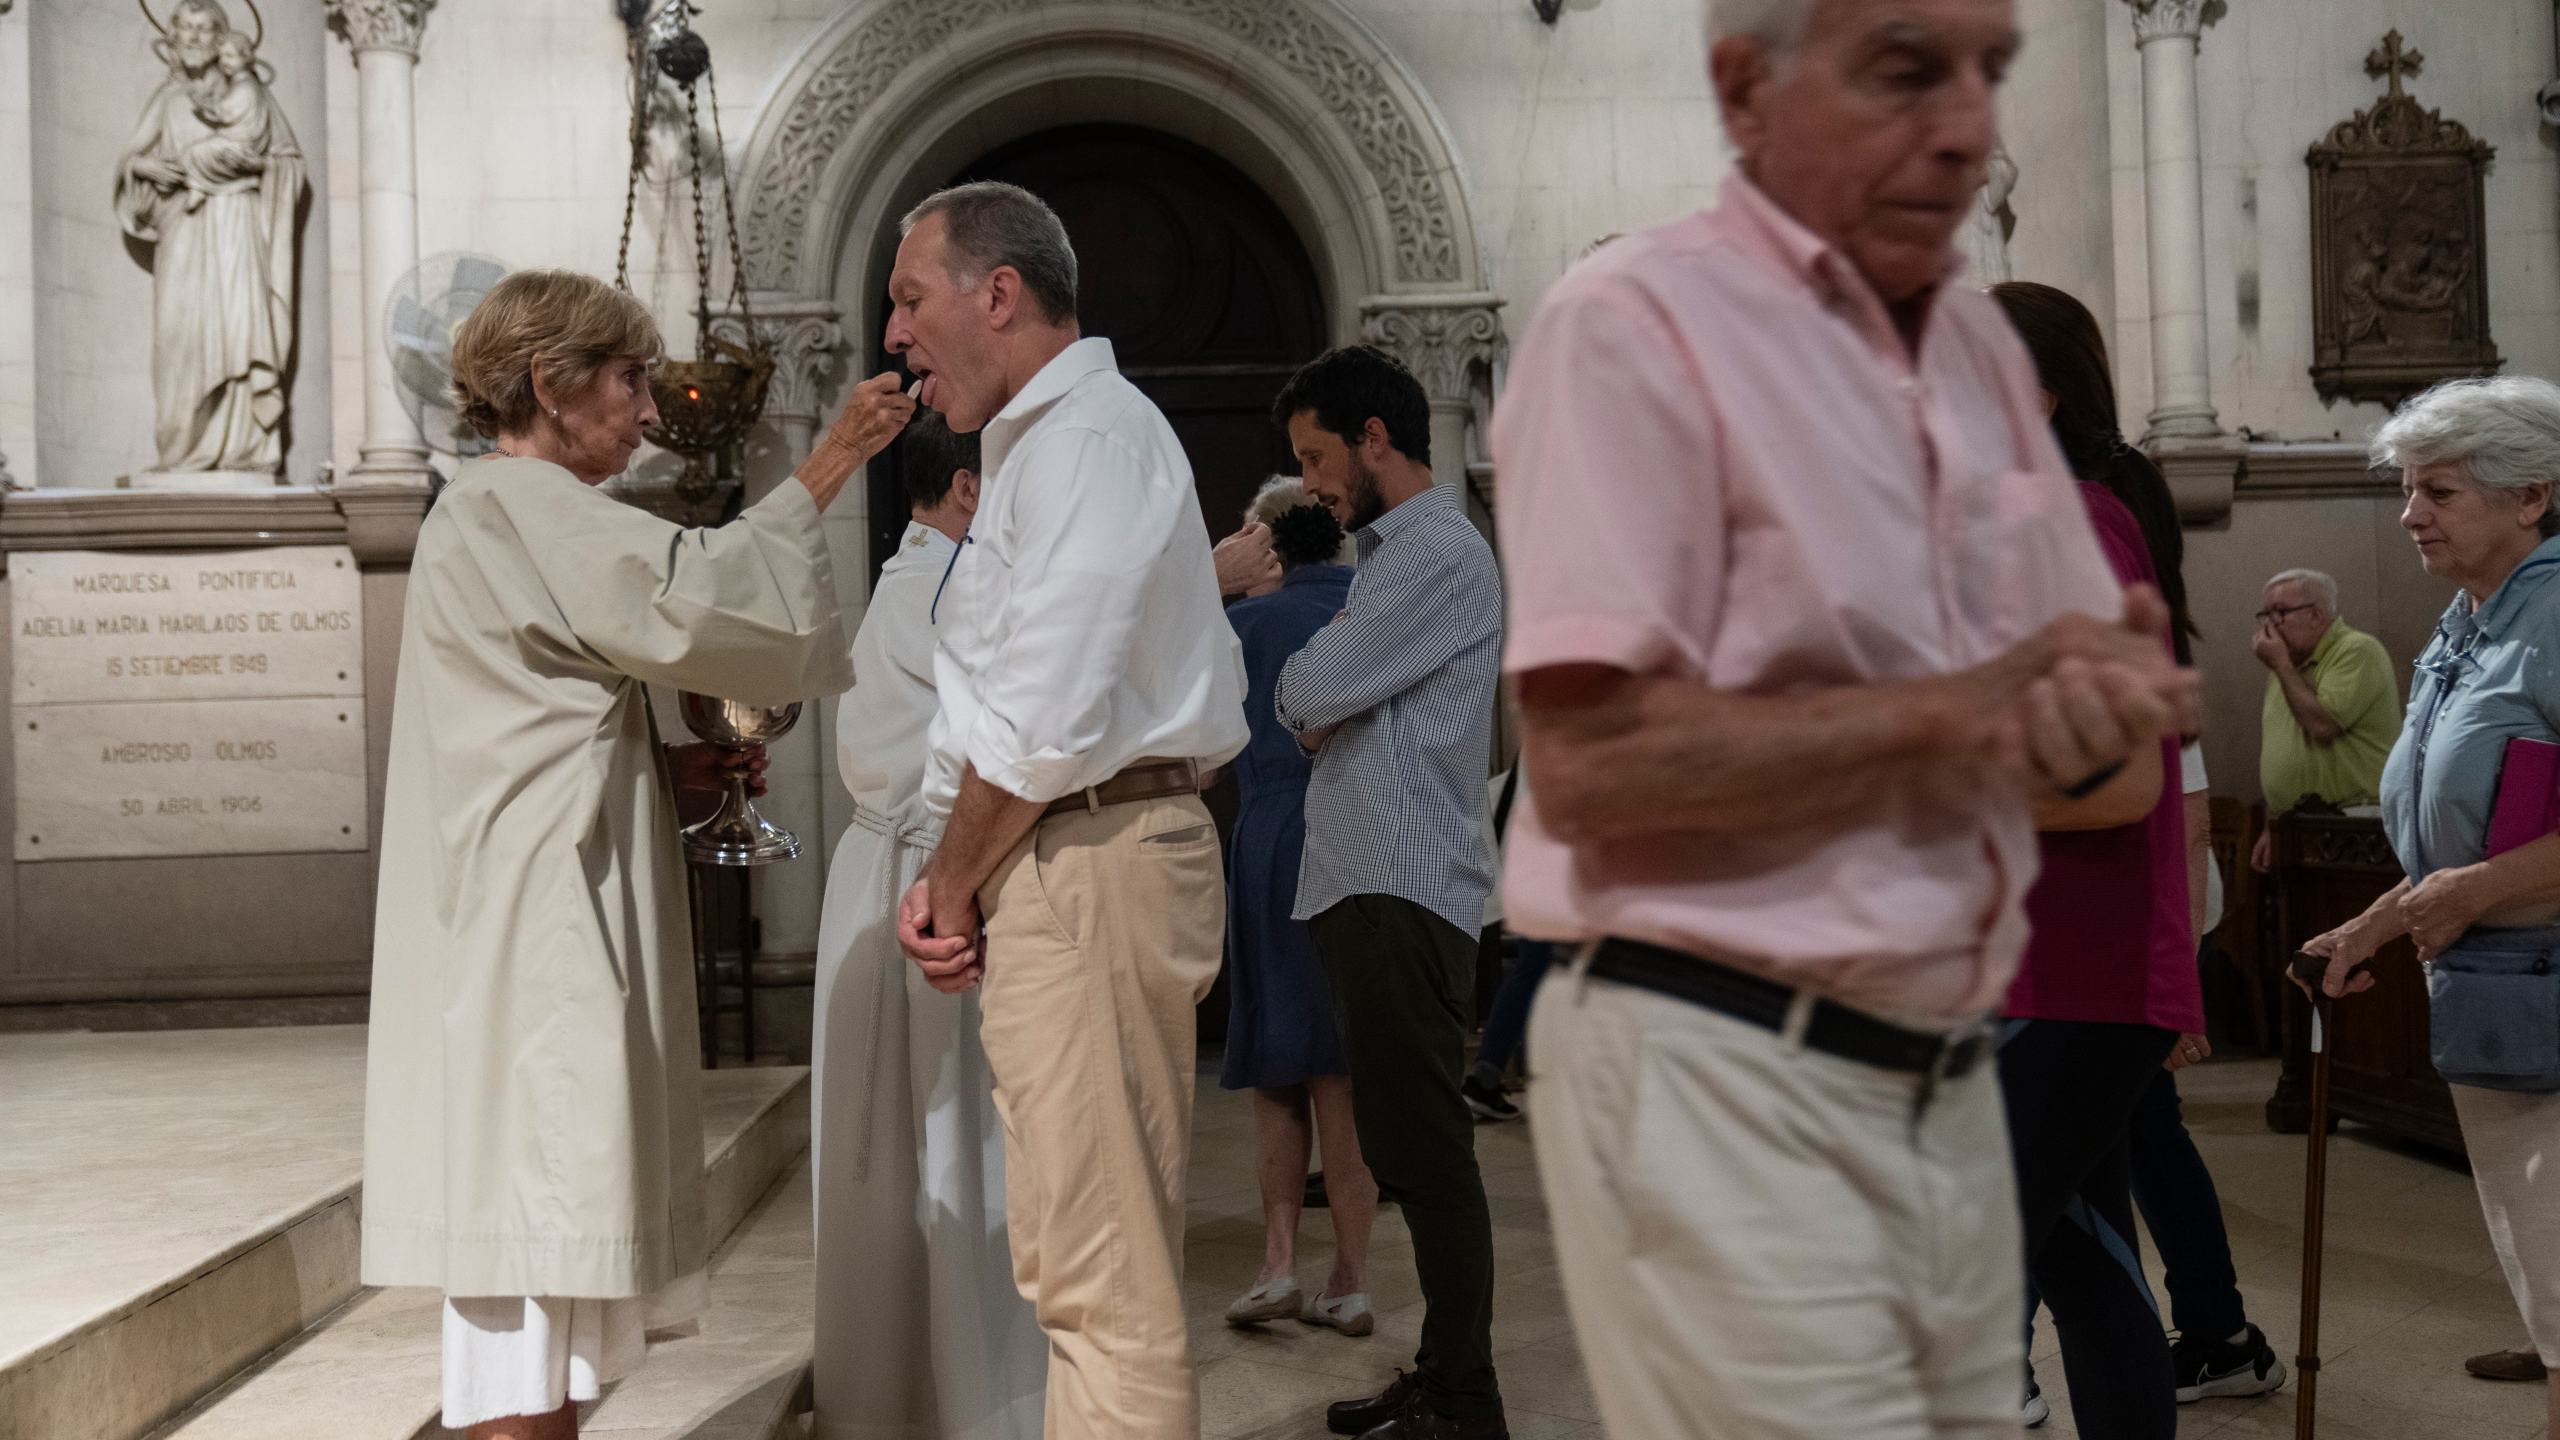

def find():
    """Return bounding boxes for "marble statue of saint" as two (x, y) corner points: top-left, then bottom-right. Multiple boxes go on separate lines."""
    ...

(1962, 144), (2019, 288)
(114, 0), (306, 479)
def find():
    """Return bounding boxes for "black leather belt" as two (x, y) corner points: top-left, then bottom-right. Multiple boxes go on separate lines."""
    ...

(1588, 938), (1992, 1080)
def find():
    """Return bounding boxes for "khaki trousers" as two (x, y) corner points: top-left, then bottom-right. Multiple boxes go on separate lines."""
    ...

(976, 794), (1224, 1440)
(1526, 964), (2024, 1440)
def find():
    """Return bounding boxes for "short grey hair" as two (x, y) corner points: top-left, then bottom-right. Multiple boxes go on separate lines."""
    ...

(2264, 568), (2339, 616)
(1247, 474), (1353, 564)
(1704, 0), (1818, 54)
(1246, 475), (1312, 529)
(2372, 375), (2560, 538)
(898, 181), (1079, 326)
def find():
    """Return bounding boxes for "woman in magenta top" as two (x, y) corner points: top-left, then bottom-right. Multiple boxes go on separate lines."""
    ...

(2009, 483), (2203, 1032)
(1991, 282), (2207, 1440)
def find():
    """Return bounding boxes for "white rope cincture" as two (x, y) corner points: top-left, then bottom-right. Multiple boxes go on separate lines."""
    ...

(843, 802), (941, 1183)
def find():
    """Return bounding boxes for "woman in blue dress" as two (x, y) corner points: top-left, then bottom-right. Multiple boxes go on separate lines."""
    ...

(1220, 483), (1379, 1337)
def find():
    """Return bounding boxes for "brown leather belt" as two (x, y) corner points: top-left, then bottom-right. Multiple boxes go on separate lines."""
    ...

(1040, 759), (1204, 819)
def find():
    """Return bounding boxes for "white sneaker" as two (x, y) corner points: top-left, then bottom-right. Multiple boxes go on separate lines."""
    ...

(2022, 1383), (2050, 1428)
(1225, 1275), (1302, 1326)
(1299, 1290), (1375, 1337)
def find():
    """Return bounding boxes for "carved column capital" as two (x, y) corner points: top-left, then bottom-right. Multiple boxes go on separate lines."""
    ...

(1358, 296), (1506, 407)
(335, 484), (433, 565)
(710, 299), (845, 427)
(325, 0), (435, 59)
(2124, 0), (2212, 46)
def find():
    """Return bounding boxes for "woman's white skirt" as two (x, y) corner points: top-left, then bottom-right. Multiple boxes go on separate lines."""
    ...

(440, 1272), (706, 1427)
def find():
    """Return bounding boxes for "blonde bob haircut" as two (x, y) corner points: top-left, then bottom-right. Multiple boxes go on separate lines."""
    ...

(451, 269), (662, 439)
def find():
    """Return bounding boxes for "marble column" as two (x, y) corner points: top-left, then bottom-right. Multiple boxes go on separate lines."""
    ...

(2125, 0), (2219, 441)
(2124, 0), (2245, 522)
(711, 301), (845, 965)
(1359, 296), (1506, 519)
(325, 0), (436, 562)
(0, 0), (25, 490)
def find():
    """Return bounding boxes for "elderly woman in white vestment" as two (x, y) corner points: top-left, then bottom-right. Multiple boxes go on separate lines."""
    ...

(811, 412), (1046, 1440)
(358, 268), (913, 1440)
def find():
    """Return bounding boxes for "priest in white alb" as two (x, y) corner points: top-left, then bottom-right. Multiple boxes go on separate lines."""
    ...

(811, 411), (1045, 1440)
(360, 268), (914, 1440)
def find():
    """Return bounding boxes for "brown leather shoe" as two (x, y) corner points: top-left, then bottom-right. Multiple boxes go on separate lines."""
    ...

(1356, 1402), (1510, 1439)
(2466, 1348), (2548, 1382)
(1328, 1371), (1422, 1435)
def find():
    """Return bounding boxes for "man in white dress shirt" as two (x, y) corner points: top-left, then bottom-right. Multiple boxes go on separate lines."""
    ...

(889, 181), (1250, 1440)
(811, 411), (1045, 1440)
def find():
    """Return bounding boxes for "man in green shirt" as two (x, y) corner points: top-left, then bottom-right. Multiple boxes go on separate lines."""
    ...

(2251, 567), (2402, 870)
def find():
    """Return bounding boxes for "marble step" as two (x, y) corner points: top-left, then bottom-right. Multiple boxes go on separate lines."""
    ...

(158, 1150), (815, 1440)
(0, 1020), (806, 1440)
(0, 1028), (371, 1440)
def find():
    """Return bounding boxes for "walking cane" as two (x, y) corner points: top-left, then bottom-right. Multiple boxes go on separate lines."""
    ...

(2286, 951), (2369, 1440)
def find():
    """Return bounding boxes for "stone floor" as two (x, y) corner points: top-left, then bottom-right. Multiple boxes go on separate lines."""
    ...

(3, 1028), (2547, 1439)
(1183, 1063), (1580, 1439)
(1181, 1057), (2548, 1440)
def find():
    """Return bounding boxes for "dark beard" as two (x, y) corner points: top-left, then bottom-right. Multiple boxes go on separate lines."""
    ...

(1342, 455), (1387, 532)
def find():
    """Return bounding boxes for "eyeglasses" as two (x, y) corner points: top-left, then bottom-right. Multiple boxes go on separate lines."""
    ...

(2255, 603), (2320, 623)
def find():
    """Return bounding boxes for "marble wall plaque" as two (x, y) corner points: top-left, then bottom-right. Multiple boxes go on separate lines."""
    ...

(10, 546), (367, 860)
(14, 697), (367, 861)
(11, 547), (363, 706)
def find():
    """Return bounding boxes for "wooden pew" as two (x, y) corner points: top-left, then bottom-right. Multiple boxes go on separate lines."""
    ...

(2262, 810), (2463, 1155)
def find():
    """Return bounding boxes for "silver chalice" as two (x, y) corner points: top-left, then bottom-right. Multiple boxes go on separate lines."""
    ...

(678, 692), (803, 866)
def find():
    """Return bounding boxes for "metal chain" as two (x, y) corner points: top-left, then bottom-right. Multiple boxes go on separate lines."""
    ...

(704, 62), (757, 343)
(614, 34), (649, 291)
(612, 6), (759, 354)
(684, 84), (713, 347)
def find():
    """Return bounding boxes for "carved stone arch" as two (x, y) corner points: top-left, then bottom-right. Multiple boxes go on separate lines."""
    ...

(729, 0), (1505, 506)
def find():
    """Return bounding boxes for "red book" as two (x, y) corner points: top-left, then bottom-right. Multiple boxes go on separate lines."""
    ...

(2487, 737), (2560, 857)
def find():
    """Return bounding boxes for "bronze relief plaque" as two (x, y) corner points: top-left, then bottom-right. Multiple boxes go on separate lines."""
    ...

(2307, 31), (2500, 407)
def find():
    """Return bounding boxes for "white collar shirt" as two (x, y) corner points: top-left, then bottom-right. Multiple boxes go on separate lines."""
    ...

(922, 337), (1248, 815)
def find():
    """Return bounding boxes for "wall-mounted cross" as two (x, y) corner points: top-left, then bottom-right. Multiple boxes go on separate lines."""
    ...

(2365, 30), (2423, 99)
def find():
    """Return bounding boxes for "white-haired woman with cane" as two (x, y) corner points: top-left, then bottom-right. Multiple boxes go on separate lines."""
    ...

(2298, 375), (2560, 1439)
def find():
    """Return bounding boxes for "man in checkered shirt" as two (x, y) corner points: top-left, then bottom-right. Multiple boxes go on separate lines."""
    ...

(1272, 345), (1507, 1440)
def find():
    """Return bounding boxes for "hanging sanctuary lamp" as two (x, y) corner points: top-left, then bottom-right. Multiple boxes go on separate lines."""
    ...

(614, 1), (771, 511)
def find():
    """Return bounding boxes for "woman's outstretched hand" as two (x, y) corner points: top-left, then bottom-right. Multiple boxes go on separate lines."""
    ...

(797, 373), (919, 509)
(826, 373), (920, 462)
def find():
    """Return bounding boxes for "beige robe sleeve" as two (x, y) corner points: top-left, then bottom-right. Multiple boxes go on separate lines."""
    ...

(474, 463), (856, 706)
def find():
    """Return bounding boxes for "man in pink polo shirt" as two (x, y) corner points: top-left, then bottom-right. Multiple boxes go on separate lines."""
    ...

(1491, 0), (2200, 1435)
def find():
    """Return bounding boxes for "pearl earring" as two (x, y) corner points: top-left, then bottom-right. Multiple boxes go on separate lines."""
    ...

(548, 408), (558, 418)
